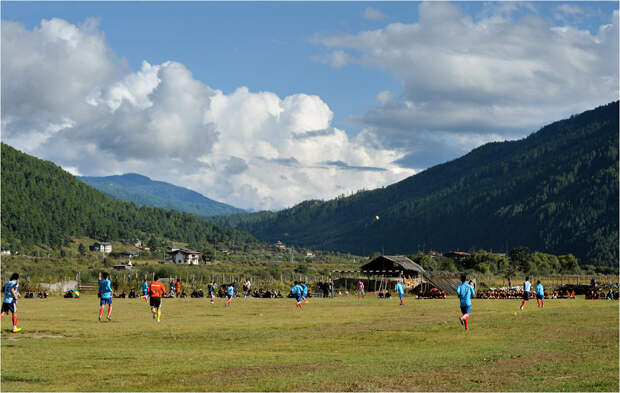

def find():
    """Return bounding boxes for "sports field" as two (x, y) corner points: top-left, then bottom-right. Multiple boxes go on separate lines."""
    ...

(1, 295), (617, 391)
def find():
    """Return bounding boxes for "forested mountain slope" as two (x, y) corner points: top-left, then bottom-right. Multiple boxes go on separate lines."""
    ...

(1, 144), (256, 251)
(218, 102), (619, 266)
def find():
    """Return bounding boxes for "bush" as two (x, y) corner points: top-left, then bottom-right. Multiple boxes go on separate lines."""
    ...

(157, 265), (178, 278)
(474, 262), (491, 274)
(441, 259), (458, 272)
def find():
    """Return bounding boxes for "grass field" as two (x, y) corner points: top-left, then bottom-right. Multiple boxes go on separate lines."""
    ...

(1, 295), (617, 391)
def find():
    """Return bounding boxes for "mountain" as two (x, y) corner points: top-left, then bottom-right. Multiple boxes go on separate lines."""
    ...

(1, 143), (256, 252)
(217, 102), (619, 266)
(78, 173), (244, 217)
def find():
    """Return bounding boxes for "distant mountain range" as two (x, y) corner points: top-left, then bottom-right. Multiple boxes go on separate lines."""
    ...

(79, 173), (245, 217)
(216, 101), (619, 266)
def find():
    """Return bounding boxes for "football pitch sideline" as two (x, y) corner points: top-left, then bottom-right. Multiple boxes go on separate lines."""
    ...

(1, 295), (617, 391)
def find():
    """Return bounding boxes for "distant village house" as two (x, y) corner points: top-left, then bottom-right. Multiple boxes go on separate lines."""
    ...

(168, 248), (201, 265)
(90, 242), (112, 253)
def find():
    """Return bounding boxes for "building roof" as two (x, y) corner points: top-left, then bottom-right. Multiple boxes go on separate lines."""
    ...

(95, 242), (112, 246)
(169, 248), (201, 255)
(446, 251), (470, 256)
(361, 255), (425, 273)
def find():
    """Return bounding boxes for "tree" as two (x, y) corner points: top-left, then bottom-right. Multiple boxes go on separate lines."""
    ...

(559, 254), (579, 273)
(509, 246), (531, 272)
(78, 243), (86, 256)
(147, 236), (159, 251)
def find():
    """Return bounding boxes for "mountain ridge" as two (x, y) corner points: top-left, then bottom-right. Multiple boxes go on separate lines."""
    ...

(79, 173), (245, 217)
(1, 144), (256, 252)
(216, 101), (619, 266)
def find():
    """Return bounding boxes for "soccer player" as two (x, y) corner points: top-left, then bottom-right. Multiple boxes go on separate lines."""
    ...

(520, 276), (531, 311)
(148, 275), (166, 322)
(140, 279), (149, 304)
(395, 280), (405, 306)
(1, 273), (22, 332)
(98, 272), (113, 321)
(208, 281), (216, 304)
(290, 281), (303, 309)
(357, 280), (365, 300)
(457, 274), (475, 330)
(301, 281), (309, 303)
(225, 283), (235, 307)
(536, 280), (545, 308)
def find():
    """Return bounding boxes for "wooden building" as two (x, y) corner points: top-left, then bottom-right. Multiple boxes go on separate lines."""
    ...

(361, 255), (425, 278)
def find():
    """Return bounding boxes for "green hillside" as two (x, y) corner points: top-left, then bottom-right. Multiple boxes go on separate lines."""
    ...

(1, 144), (257, 252)
(79, 173), (245, 217)
(218, 102), (619, 266)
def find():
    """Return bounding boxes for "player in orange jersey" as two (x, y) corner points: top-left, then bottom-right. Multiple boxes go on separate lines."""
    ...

(148, 275), (167, 323)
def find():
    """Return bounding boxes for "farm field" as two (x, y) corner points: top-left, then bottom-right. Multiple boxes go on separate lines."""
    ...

(1, 295), (618, 391)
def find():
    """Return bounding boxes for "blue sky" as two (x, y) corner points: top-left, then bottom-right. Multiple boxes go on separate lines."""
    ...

(2, 1), (618, 210)
(4, 1), (615, 134)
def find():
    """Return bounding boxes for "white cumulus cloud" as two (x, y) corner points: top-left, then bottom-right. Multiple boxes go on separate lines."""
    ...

(1, 18), (412, 211)
(317, 2), (619, 169)
(363, 7), (387, 21)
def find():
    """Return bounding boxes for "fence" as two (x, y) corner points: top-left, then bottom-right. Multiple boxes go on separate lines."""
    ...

(471, 274), (619, 289)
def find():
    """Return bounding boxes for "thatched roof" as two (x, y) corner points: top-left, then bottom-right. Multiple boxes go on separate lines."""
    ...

(361, 255), (425, 273)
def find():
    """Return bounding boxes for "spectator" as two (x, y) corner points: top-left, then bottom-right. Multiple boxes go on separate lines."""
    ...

(175, 279), (181, 298)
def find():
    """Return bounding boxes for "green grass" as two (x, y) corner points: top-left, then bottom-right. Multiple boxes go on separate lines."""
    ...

(1, 296), (617, 391)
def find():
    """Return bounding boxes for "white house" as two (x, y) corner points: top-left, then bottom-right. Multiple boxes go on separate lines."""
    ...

(168, 249), (201, 265)
(91, 242), (112, 253)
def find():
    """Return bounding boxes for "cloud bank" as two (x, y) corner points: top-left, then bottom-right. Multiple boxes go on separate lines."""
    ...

(317, 2), (619, 168)
(1, 18), (411, 211)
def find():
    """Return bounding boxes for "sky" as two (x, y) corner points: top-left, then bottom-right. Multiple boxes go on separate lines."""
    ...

(2, 1), (618, 211)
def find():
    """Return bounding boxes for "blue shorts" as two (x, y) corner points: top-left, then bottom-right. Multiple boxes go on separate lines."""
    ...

(142, 290), (148, 296)
(460, 305), (471, 315)
(296, 296), (303, 302)
(398, 293), (404, 299)
(1, 302), (16, 313)
(100, 298), (112, 305)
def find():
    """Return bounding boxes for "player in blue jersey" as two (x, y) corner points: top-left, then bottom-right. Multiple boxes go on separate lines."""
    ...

(225, 283), (235, 307)
(290, 281), (303, 309)
(456, 274), (475, 330)
(98, 272), (113, 321)
(1, 273), (22, 332)
(395, 280), (405, 306)
(536, 280), (545, 308)
(520, 276), (531, 311)
(301, 281), (309, 303)
(140, 279), (149, 304)
(208, 281), (217, 304)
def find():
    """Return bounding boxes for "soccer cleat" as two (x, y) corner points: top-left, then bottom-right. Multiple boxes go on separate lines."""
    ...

(156, 319), (160, 323)
(459, 317), (464, 326)
(98, 316), (101, 321)
(107, 316), (111, 321)
(11, 327), (22, 333)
